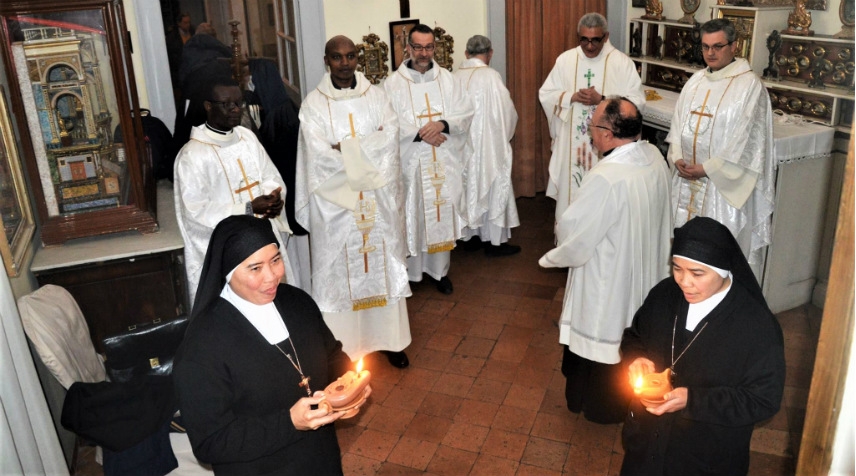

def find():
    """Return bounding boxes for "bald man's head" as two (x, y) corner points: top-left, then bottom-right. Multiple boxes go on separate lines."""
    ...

(325, 35), (356, 56)
(602, 97), (643, 139)
(324, 35), (358, 88)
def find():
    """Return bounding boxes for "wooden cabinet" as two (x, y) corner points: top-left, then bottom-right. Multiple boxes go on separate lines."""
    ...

(0, 0), (157, 245)
(34, 249), (187, 353)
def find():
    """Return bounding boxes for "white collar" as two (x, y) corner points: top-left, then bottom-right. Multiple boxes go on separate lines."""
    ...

(685, 276), (733, 331)
(221, 283), (289, 344)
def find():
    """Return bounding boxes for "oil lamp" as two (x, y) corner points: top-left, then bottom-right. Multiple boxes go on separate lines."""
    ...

(319, 358), (371, 418)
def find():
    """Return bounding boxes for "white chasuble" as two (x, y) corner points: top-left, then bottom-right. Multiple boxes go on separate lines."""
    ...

(667, 59), (775, 264)
(410, 81), (455, 253)
(539, 42), (645, 223)
(454, 58), (520, 243)
(295, 72), (410, 316)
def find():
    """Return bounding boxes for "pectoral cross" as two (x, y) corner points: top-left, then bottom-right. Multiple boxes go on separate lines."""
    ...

(584, 69), (595, 88)
(234, 158), (259, 200)
(417, 93), (445, 222)
(689, 90), (713, 166)
(299, 376), (312, 396)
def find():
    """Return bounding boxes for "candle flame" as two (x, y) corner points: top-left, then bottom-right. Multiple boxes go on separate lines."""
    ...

(356, 358), (364, 373)
(634, 376), (643, 389)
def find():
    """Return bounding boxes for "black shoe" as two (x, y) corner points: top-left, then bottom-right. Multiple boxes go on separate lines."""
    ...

(484, 243), (521, 257)
(458, 236), (483, 252)
(435, 276), (454, 295)
(381, 350), (409, 368)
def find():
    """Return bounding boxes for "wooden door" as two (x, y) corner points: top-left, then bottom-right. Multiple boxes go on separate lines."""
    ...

(506, 0), (606, 197)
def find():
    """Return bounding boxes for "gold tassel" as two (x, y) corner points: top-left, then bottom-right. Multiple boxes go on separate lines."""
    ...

(352, 295), (388, 311)
(428, 241), (455, 253)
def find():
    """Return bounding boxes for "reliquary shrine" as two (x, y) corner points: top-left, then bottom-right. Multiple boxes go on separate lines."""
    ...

(14, 21), (126, 216)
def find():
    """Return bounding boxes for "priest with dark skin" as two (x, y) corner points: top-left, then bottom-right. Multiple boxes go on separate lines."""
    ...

(203, 83), (284, 218)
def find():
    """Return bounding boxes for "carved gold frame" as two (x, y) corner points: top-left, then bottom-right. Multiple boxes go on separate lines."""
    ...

(0, 86), (35, 277)
(357, 33), (389, 85)
(433, 26), (455, 72)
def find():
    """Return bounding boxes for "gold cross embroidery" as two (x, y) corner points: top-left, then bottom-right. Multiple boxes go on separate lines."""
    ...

(234, 158), (259, 200)
(689, 90), (713, 166)
(418, 93), (445, 222)
(685, 90), (713, 222)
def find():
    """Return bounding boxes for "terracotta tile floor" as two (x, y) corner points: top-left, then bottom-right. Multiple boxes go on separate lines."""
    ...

(74, 194), (819, 475)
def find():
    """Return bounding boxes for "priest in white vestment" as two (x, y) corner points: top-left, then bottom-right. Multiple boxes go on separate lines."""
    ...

(175, 79), (295, 305)
(540, 98), (671, 424)
(295, 36), (412, 367)
(667, 19), (775, 269)
(539, 13), (645, 225)
(454, 35), (521, 257)
(384, 24), (474, 295)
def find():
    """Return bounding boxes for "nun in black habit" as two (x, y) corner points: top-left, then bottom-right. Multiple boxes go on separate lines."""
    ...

(619, 217), (786, 476)
(173, 215), (361, 475)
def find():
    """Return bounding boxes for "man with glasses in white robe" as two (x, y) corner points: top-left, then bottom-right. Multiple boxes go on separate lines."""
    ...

(668, 18), (774, 271)
(539, 12), (645, 227)
(384, 24), (474, 295)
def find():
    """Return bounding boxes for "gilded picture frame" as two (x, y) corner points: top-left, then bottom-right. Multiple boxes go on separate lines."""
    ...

(357, 33), (389, 84)
(433, 26), (455, 72)
(390, 19), (419, 71)
(0, 85), (36, 277)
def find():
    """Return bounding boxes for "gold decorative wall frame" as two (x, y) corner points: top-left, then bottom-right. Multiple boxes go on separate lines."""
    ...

(357, 33), (389, 84)
(0, 85), (35, 277)
(433, 26), (454, 72)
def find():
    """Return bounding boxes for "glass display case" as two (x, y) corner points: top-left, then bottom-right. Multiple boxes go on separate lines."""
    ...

(0, 85), (35, 276)
(0, 0), (156, 245)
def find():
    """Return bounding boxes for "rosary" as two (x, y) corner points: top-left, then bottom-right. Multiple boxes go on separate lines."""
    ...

(670, 314), (709, 383)
(275, 337), (312, 396)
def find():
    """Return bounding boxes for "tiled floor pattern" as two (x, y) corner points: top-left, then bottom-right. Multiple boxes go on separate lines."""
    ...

(74, 194), (820, 475)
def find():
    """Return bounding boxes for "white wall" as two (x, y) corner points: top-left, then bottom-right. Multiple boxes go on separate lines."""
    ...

(321, 0), (487, 79)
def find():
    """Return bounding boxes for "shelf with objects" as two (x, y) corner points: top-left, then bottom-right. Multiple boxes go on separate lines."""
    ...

(0, 0), (157, 245)
(762, 33), (854, 130)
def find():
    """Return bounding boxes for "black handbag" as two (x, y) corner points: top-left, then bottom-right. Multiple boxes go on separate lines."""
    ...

(102, 317), (189, 383)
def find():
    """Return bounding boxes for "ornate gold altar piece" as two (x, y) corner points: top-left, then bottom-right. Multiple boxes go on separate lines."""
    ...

(432, 26), (455, 72)
(679, 0), (701, 24)
(784, 0), (815, 36)
(357, 33), (389, 85)
(834, 0), (855, 39)
(642, 0), (665, 21)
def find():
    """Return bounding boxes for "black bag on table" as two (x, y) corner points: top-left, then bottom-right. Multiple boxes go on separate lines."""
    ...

(102, 317), (188, 384)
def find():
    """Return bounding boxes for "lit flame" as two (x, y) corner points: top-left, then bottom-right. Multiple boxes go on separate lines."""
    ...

(356, 358), (364, 373)
(634, 375), (643, 394)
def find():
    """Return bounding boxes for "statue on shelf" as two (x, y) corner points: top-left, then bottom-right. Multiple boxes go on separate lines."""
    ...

(689, 22), (705, 66)
(672, 31), (690, 63)
(642, 0), (664, 21)
(807, 48), (829, 88)
(653, 36), (664, 60)
(762, 30), (783, 81)
(630, 23), (643, 57)
(783, 0), (815, 36)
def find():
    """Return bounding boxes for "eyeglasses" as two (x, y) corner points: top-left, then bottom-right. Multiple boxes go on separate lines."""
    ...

(701, 42), (733, 53)
(409, 43), (435, 52)
(579, 35), (606, 45)
(208, 100), (246, 110)
(592, 124), (614, 133)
